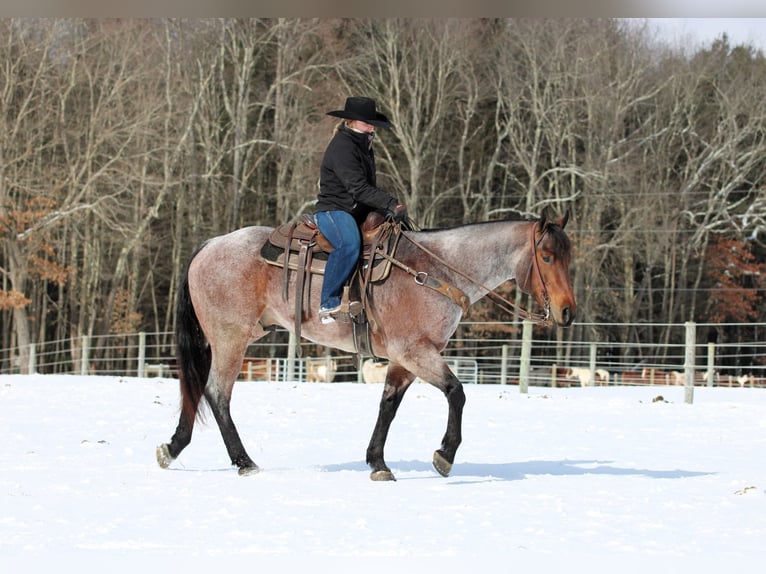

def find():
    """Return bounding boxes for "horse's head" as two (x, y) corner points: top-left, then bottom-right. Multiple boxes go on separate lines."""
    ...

(523, 207), (577, 327)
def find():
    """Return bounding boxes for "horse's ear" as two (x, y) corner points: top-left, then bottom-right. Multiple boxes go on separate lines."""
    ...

(539, 205), (553, 227)
(539, 205), (567, 229)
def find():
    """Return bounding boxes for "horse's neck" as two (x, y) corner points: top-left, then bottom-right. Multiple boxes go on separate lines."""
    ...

(409, 220), (531, 302)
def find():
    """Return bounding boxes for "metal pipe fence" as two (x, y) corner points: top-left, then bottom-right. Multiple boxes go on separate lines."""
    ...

(2, 322), (765, 391)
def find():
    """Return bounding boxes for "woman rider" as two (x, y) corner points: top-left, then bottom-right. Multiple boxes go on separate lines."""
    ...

(314, 96), (406, 324)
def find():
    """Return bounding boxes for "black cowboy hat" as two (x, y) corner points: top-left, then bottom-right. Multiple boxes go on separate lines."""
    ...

(326, 96), (392, 129)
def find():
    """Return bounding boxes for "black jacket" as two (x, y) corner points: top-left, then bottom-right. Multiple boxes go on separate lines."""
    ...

(315, 124), (397, 221)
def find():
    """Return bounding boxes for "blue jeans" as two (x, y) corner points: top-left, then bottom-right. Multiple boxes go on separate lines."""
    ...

(315, 210), (361, 309)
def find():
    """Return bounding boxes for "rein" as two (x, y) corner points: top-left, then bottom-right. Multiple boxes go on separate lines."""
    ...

(387, 221), (551, 324)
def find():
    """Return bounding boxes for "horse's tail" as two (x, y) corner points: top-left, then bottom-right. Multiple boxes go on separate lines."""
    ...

(175, 245), (211, 424)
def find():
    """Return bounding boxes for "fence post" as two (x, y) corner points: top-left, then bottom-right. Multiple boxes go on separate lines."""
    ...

(519, 320), (533, 394)
(589, 342), (597, 385)
(137, 332), (146, 378)
(286, 331), (296, 382)
(684, 321), (696, 404)
(28, 343), (36, 374)
(706, 342), (715, 387)
(500, 344), (509, 385)
(80, 335), (90, 376)
(325, 353), (333, 383)
(551, 363), (557, 388)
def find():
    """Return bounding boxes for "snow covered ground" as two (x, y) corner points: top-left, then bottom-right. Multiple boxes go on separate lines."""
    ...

(2, 374), (765, 572)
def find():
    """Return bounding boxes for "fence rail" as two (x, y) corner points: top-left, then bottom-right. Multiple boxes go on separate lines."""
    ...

(3, 321), (765, 395)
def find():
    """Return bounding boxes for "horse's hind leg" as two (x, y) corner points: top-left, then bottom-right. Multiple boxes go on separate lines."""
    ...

(156, 357), (257, 475)
(156, 410), (195, 468)
(366, 364), (417, 481)
(206, 348), (259, 475)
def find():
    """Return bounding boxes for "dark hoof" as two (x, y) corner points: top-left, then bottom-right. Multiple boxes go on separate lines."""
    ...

(432, 450), (452, 477)
(238, 464), (260, 476)
(370, 469), (396, 481)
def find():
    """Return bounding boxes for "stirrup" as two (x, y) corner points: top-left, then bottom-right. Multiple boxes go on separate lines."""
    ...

(318, 304), (341, 324)
(339, 287), (363, 323)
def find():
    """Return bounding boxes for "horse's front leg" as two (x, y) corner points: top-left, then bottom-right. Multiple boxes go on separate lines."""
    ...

(366, 364), (416, 481)
(432, 371), (466, 477)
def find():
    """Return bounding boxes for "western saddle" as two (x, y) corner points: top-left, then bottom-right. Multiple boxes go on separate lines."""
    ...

(260, 211), (402, 357)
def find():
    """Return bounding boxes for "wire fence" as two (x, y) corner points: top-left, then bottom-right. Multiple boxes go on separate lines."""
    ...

(2, 321), (765, 388)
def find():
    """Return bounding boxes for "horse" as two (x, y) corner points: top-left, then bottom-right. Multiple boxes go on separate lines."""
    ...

(156, 207), (576, 481)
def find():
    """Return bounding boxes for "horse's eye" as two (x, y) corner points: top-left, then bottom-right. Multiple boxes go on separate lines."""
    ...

(542, 255), (552, 263)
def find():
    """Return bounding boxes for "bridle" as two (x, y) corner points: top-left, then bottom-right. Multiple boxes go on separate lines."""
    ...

(394, 220), (552, 324)
(519, 221), (552, 321)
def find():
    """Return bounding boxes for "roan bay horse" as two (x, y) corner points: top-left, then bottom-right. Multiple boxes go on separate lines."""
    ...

(156, 207), (576, 481)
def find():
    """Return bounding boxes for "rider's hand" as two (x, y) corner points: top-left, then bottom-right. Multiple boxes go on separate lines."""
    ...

(391, 203), (407, 222)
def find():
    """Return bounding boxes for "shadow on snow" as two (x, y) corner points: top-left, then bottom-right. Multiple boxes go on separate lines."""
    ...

(320, 459), (715, 482)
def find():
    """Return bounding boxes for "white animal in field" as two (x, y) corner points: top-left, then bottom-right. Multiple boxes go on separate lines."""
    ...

(362, 359), (388, 384)
(668, 371), (685, 385)
(306, 357), (337, 382)
(565, 367), (593, 386)
(642, 368), (685, 385)
(564, 367), (610, 387)
(736, 373), (754, 387)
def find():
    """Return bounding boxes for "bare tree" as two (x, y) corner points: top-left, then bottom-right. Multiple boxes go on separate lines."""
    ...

(269, 19), (334, 223)
(3, 18), (765, 375)
(0, 20), (74, 370)
(336, 19), (474, 226)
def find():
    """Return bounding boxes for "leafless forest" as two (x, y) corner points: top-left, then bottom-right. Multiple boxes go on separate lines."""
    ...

(1, 19), (765, 373)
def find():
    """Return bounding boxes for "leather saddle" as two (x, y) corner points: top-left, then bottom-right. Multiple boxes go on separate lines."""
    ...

(260, 210), (403, 357)
(261, 211), (400, 284)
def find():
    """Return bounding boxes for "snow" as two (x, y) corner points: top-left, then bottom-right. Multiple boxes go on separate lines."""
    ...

(2, 374), (765, 572)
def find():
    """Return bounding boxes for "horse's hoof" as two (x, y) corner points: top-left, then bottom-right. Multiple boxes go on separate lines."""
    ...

(432, 450), (452, 477)
(156, 443), (175, 469)
(238, 464), (260, 476)
(370, 469), (396, 481)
